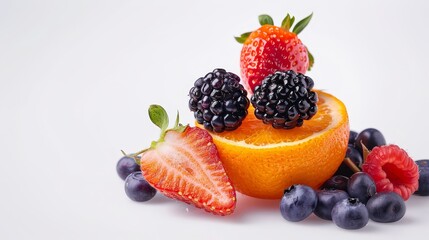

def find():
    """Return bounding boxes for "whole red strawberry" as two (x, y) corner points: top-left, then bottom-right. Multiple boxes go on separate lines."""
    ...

(135, 105), (236, 215)
(236, 13), (314, 93)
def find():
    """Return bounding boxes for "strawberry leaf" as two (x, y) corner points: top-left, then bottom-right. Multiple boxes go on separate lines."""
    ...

(149, 104), (169, 133)
(281, 14), (295, 31)
(292, 12), (313, 35)
(307, 48), (314, 71)
(172, 111), (187, 133)
(234, 32), (252, 44)
(258, 14), (274, 26)
(174, 110), (179, 128)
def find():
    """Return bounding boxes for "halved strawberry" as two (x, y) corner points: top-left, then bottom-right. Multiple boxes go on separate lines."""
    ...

(136, 105), (236, 215)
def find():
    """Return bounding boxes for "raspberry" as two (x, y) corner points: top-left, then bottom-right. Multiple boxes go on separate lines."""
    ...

(362, 144), (419, 200)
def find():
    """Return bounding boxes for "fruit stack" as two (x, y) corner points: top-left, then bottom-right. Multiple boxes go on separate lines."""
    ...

(115, 12), (429, 229)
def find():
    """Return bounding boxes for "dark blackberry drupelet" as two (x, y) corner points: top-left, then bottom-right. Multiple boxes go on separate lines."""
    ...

(250, 70), (318, 129)
(188, 68), (250, 132)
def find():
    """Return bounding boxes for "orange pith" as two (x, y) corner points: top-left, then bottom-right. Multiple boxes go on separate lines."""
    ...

(195, 90), (349, 199)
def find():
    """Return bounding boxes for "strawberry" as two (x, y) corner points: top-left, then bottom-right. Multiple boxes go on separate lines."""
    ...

(134, 105), (236, 215)
(235, 13), (314, 93)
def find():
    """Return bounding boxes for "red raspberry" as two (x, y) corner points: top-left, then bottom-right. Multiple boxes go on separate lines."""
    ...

(362, 144), (419, 200)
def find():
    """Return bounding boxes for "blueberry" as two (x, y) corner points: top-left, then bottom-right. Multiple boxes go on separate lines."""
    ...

(415, 160), (429, 196)
(280, 184), (318, 222)
(366, 192), (406, 223)
(332, 198), (369, 230)
(349, 130), (358, 145)
(314, 189), (349, 220)
(354, 128), (386, 155)
(124, 171), (156, 202)
(347, 172), (376, 204)
(116, 155), (140, 180)
(321, 175), (349, 191)
(334, 145), (363, 177)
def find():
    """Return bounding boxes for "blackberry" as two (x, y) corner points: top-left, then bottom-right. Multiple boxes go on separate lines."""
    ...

(250, 70), (318, 129)
(188, 68), (249, 132)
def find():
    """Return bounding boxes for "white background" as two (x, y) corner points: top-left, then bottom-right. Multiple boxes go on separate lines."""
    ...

(1, 0), (429, 239)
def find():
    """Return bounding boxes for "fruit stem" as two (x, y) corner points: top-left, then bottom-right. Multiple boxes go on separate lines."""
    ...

(133, 156), (141, 165)
(132, 148), (149, 157)
(120, 150), (141, 165)
(120, 150), (127, 156)
(344, 157), (361, 173)
(361, 141), (370, 163)
(158, 131), (167, 144)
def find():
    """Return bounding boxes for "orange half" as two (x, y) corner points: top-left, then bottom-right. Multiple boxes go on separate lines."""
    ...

(196, 90), (349, 199)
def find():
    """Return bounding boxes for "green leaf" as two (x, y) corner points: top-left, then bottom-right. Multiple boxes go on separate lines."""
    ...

(307, 48), (314, 71)
(148, 104), (169, 132)
(234, 32), (252, 44)
(290, 16), (295, 30)
(292, 12), (313, 35)
(258, 14), (274, 26)
(170, 110), (187, 133)
(174, 110), (179, 128)
(281, 14), (295, 31)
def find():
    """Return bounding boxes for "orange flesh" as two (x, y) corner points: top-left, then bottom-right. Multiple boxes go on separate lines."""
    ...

(215, 97), (331, 145)
(196, 90), (350, 199)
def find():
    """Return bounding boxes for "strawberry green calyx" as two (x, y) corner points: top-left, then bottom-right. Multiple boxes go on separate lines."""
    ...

(132, 105), (187, 158)
(234, 32), (251, 44)
(235, 13), (313, 43)
(148, 104), (187, 145)
(307, 48), (314, 71)
(258, 14), (274, 26)
(289, 12), (313, 35)
(281, 14), (295, 31)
